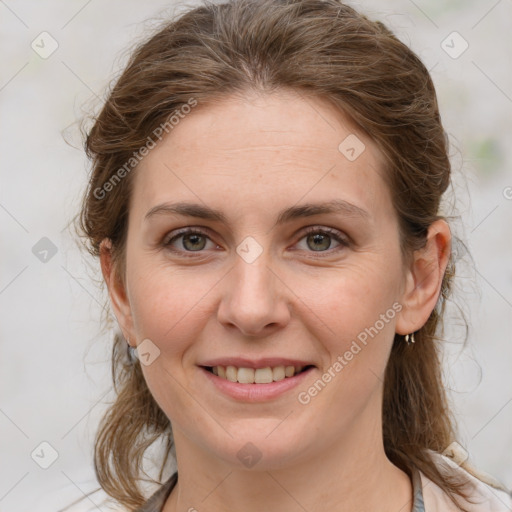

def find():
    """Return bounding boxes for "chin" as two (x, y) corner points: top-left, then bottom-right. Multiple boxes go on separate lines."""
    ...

(209, 427), (313, 471)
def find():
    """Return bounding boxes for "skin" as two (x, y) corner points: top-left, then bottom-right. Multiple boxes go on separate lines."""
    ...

(100, 88), (451, 512)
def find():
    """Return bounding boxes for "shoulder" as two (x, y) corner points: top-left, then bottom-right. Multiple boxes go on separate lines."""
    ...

(44, 474), (177, 512)
(419, 450), (512, 512)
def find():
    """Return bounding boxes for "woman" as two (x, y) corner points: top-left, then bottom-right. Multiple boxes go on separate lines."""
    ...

(74, 0), (512, 510)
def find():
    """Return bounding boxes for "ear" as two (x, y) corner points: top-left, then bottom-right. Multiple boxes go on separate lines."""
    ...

(99, 238), (135, 346)
(395, 219), (452, 335)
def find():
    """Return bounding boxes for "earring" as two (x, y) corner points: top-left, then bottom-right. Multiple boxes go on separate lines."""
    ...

(405, 332), (415, 345)
(125, 336), (138, 362)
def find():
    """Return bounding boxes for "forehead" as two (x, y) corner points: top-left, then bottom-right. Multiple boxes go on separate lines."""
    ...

(131, 89), (394, 226)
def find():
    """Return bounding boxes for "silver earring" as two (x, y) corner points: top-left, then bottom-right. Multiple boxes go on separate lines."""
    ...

(126, 337), (138, 362)
(405, 332), (415, 345)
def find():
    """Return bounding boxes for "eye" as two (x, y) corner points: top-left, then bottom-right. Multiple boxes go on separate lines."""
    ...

(295, 226), (349, 255)
(162, 228), (218, 255)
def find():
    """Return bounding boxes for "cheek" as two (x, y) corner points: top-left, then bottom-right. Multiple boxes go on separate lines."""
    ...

(308, 259), (401, 340)
(127, 265), (212, 423)
(129, 266), (206, 345)
(126, 253), (231, 385)
(296, 269), (400, 424)
(298, 257), (401, 406)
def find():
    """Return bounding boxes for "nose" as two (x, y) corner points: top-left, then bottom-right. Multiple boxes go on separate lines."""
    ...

(216, 251), (291, 338)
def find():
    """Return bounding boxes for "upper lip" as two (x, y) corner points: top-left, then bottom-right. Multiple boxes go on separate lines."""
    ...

(199, 357), (316, 369)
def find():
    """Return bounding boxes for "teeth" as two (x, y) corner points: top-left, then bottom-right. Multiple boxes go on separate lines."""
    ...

(226, 366), (237, 382)
(272, 366), (285, 381)
(209, 365), (309, 384)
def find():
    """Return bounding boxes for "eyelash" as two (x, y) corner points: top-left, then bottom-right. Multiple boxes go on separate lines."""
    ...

(162, 226), (350, 258)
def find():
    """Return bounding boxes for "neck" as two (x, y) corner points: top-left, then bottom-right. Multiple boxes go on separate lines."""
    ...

(163, 418), (413, 512)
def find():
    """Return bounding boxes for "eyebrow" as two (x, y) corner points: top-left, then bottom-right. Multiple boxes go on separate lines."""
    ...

(144, 199), (370, 227)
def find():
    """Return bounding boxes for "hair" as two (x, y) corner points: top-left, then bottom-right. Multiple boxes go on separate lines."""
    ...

(73, 0), (485, 509)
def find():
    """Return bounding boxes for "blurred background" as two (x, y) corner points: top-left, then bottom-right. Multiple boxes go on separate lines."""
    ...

(1, 0), (511, 510)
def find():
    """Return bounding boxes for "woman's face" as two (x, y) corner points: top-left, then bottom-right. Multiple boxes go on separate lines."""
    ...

(115, 89), (411, 469)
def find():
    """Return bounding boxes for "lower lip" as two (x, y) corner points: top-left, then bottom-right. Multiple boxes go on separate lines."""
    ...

(199, 366), (315, 402)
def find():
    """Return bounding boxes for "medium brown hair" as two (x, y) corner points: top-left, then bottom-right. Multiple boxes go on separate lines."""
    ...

(76, 0), (481, 509)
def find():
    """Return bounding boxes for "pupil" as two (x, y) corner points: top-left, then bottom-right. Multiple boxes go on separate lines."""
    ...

(309, 233), (330, 251)
(184, 234), (205, 251)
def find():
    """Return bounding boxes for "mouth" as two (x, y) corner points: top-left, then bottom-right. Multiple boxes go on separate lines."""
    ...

(199, 363), (317, 402)
(200, 364), (316, 384)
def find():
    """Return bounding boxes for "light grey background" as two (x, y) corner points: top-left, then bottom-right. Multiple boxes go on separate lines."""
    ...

(1, 0), (511, 510)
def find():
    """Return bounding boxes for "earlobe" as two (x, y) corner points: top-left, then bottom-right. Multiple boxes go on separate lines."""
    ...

(395, 219), (452, 336)
(99, 238), (135, 345)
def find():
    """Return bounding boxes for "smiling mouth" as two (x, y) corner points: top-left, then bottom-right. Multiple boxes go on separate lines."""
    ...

(201, 364), (315, 384)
